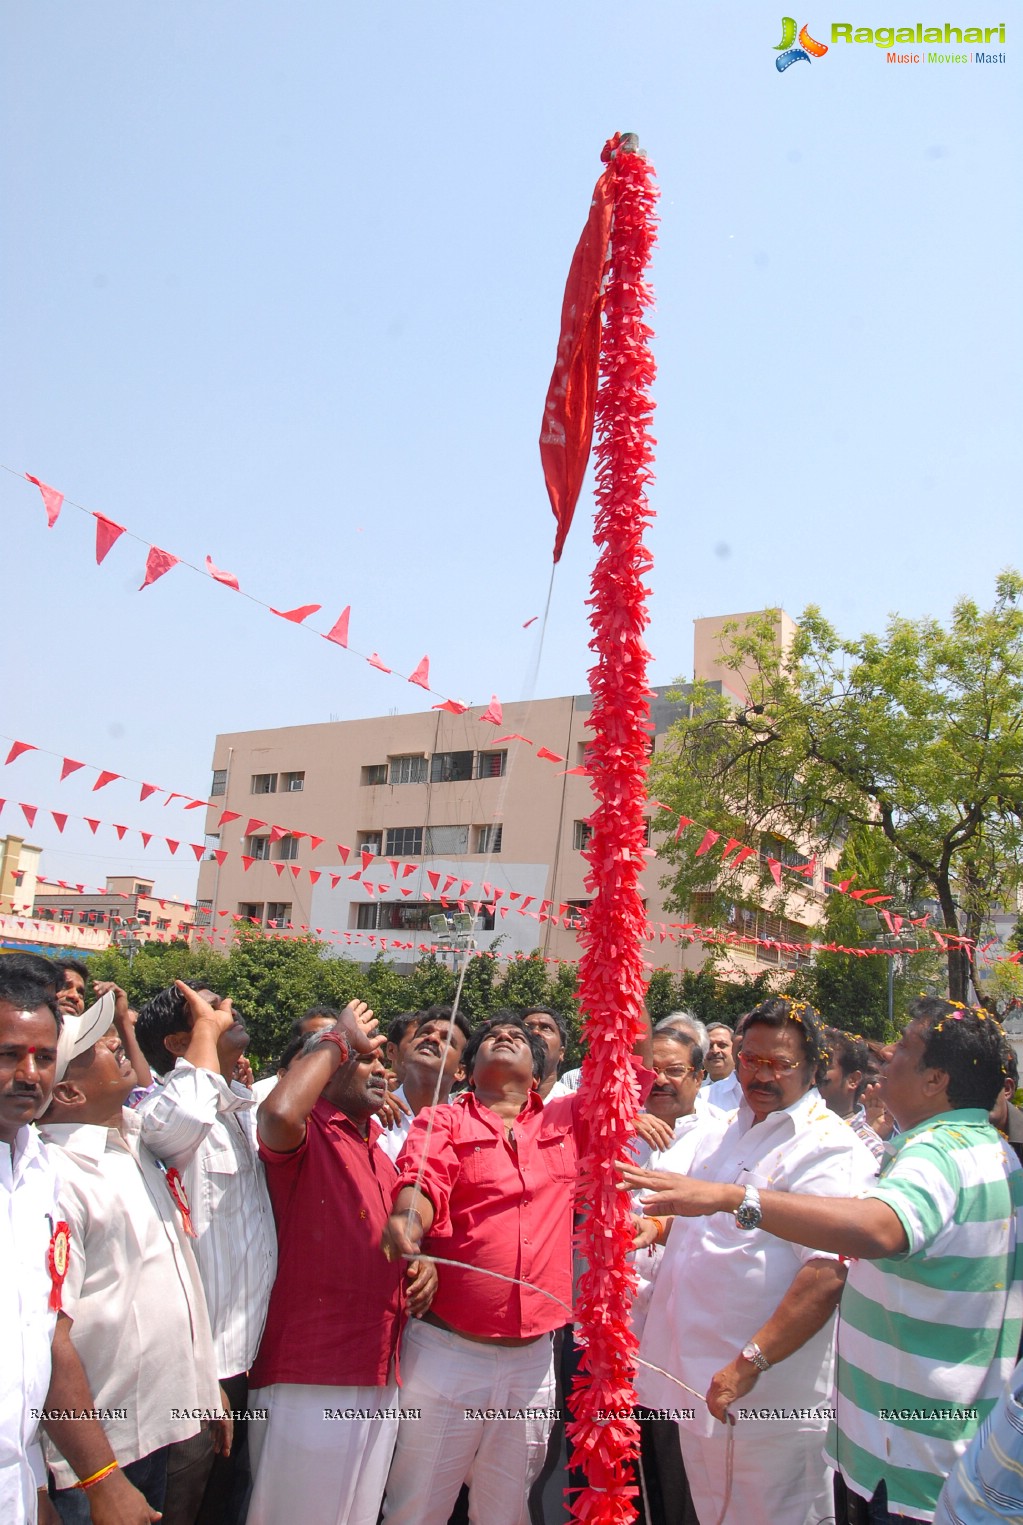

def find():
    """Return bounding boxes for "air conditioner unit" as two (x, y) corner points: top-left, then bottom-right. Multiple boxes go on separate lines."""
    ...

(288, 779), (304, 792)
(363, 840), (381, 856)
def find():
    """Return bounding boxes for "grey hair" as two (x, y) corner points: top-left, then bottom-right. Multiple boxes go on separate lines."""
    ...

(655, 1011), (709, 1050)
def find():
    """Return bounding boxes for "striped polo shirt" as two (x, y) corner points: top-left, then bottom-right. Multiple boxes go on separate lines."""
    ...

(828, 1109), (1023, 1521)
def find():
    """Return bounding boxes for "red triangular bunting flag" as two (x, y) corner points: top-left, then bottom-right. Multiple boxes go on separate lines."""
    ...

(60, 757), (85, 782)
(84, 818), (100, 834)
(330, 874), (342, 889)
(93, 512), (126, 564)
(721, 837), (743, 859)
(337, 844), (351, 864)
(269, 825), (287, 843)
(218, 810), (241, 826)
(270, 603), (321, 624)
(674, 816), (694, 840)
(308, 870), (321, 885)
(25, 473), (64, 527)
(246, 818), (267, 835)
(367, 653), (391, 673)
(308, 834), (323, 852)
(241, 855), (255, 872)
(140, 546), (179, 590)
(324, 606), (350, 647)
(137, 783), (159, 802)
(20, 804), (37, 827)
(205, 555), (240, 591)
(289, 865), (301, 879)
(361, 849), (376, 871)
(139, 832), (151, 848)
(93, 771), (119, 791)
(480, 696), (503, 725)
(432, 700), (468, 714)
(767, 859), (783, 887)
(190, 844), (204, 861)
(402, 864), (416, 878)
(213, 850), (228, 866)
(51, 811), (67, 833)
(166, 839), (179, 855)
(408, 656), (430, 689)
(427, 871), (440, 890)
(732, 846), (757, 867)
(442, 874), (458, 895)
(695, 829), (720, 858)
(536, 747), (564, 763)
(113, 824), (128, 840)
(387, 859), (399, 877)
(273, 863), (286, 878)
(5, 741), (36, 765)
(460, 880), (473, 897)
(400, 886), (413, 897)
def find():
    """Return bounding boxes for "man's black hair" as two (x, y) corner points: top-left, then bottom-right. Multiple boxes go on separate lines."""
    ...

(822, 1027), (871, 1102)
(387, 1011), (419, 1046)
(1, 952), (60, 995)
(278, 1031), (309, 1073)
(135, 980), (213, 1073)
(522, 1005), (569, 1046)
(462, 1013), (547, 1084)
(412, 1005), (472, 1043)
(652, 1025), (704, 1072)
(0, 962), (60, 1031)
(907, 997), (1007, 1111)
(737, 996), (827, 1073)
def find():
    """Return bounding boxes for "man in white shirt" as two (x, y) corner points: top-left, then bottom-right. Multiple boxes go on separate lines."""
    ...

(523, 1007), (573, 1102)
(377, 1006), (470, 1161)
(135, 981), (277, 1525)
(40, 998), (222, 1521)
(625, 996), (878, 1525)
(0, 962), (157, 1525)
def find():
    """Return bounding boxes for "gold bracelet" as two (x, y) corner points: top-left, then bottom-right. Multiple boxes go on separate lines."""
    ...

(77, 1461), (119, 1490)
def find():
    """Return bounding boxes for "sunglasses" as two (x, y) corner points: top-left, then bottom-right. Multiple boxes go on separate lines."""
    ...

(737, 1050), (803, 1079)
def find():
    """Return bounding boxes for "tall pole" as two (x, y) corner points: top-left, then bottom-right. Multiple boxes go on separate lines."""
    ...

(570, 132), (658, 1525)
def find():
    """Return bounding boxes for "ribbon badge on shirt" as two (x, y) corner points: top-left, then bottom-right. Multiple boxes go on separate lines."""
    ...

(48, 1220), (71, 1311)
(165, 1167), (197, 1238)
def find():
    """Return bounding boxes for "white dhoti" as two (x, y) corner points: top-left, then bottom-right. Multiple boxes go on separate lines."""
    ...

(382, 1320), (556, 1525)
(247, 1382), (399, 1525)
(679, 1416), (833, 1525)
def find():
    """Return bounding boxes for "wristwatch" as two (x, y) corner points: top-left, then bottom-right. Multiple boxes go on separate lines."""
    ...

(741, 1341), (771, 1372)
(734, 1183), (763, 1230)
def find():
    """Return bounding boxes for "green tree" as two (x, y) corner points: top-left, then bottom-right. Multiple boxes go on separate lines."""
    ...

(651, 575), (1023, 1004)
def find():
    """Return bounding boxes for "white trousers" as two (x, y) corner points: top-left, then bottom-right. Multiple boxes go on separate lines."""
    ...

(679, 1416), (833, 1525)
(247, 1382), (399, 1525)
(383, 1320), (556, 1525)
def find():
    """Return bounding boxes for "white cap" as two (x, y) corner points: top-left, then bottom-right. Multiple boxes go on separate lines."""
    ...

(55, 990), (117, 1081)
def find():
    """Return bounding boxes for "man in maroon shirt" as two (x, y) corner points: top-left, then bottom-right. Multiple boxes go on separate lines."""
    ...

(247, 1001), (436, 1525)
(381, 1010), (653, 1525)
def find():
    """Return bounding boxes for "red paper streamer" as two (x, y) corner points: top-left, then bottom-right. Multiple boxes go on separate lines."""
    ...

(25, 474), (64, 528)
(205, 555), (241, 591)
(94, 512), (126, 564)
(140, 546), (179, 590)
(570, 134), (658, 1525)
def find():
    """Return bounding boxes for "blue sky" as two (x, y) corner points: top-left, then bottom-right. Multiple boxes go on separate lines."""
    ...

(4, 2), (1019, 898)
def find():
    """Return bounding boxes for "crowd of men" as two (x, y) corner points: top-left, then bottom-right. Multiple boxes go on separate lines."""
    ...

(2, 947), (1022, 1525)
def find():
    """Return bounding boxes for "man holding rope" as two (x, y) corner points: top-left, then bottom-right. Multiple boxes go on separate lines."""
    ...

(380, 1008), (654, 1525)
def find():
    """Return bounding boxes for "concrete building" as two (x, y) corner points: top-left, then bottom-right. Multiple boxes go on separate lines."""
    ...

(30, 874), (196, 945)
(195, 612), (827, 975)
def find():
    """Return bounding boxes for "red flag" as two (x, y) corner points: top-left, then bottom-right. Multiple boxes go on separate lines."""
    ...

(139, 782), (159, 802)
(166, 840), (179, 855)
(190, 844), (204, 861)
(367, 653), (391, 673)
(536, 746), (564, 763)
(309, 834), (323, 852)
(480, 696), (503, 726)
(205, 555), (240, 591)
(539, 167), (614, 562)
(674, 816), (694, 840)
(271, 603), (321, 624)
(139, 832), (151, 848)
(245, 818), (267, 836)
(767, 859), (783, 888)
(432, 699), (468, 715)
(213, 851), (228, 866)
(93, 771), (119, 791)
(219, 810), (241, 826)
(695, 828), (720, 858)
(20, 804), (37, 827)
(140, 546), (179, 590)
(113, 824), (128, 840)
(408, 656), (430, 689)
(337, 844), (351, 864)
(241, 855), (255, 872)
(4, 741), (36, 765)
(308, 870), (321, 885)
(324, 606), (351, 647)
(84, 818), (100, 834)
(94, 513), (126, 564)
(25, 473), (64, 527)
(51, 812), (67, 833)
(60, 758), (85, 782)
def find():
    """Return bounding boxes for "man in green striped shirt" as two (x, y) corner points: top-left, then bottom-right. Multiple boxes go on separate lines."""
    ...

(621, 999), (1023, 1524)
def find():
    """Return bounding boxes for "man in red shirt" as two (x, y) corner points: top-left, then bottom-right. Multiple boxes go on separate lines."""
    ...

(381, 1010), (653, 1525)
(247, 1002), (436, 1525)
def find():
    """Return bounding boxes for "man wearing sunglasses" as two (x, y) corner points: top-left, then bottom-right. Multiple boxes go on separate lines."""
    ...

(627, 996), (877, 1525)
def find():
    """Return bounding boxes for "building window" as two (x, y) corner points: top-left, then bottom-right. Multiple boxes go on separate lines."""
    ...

(389, 755), (428, 785)
(760, 834), (809, 871)
(573, 820), (593, 850)
(247, 835), (271, 860)
(60, 908), (74, 924)
(194, 900), (213, 926)
(476, 751), (507, 780)
(355, 903), (378, 929)
(156, 917), (171, 931)
(430, 751), (473, 784)
(266, 903), (292, 927)
(362, 764), (387, 786)
(642, 820), (651, 846)
(251, 773), (277, 794)
(136, 909), (151, 927)
(204, 833), (221, 860)
(283, 771), (305, 793)
(211, 769), (227, 796)
(565, 899), (591, 928)
(425, 824), (470, 855)
(276, 835), (300, 861)
(134, 883), (151, 896)
(385, 826), (423, 857)
(238, 903), (264, 923)
(357, 833), (382, 857)
(474, 824), (503, 853)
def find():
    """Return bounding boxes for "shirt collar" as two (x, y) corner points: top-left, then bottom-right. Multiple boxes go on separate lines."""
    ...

(887, 1107), (992, 1154)
(171, 1057), (255, 1112)
(735, 1083), (829, 1137)
(462, 1088), (544, 1130)
(38, 1120), (126, 1160)
(315, 1095), (381, 1144)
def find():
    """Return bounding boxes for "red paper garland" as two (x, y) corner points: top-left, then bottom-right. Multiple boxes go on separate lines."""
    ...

(570, 134), (658, 1525)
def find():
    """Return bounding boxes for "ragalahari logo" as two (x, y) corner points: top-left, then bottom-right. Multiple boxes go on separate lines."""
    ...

(775, 17), (829, 69)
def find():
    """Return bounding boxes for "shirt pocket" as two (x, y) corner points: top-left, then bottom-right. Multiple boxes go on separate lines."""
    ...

(454, 1135), (502, 1185)
(537, 1132), (576, 1184)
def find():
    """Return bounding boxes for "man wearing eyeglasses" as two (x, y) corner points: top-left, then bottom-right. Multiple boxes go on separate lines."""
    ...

(628, 996), (877, 1525)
